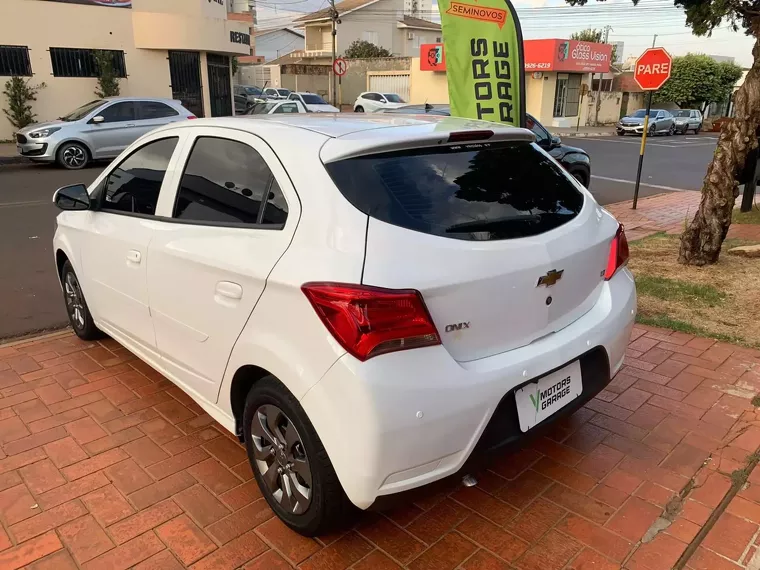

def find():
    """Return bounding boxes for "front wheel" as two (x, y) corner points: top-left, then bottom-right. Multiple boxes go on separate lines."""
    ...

(648, 124), (656, 137)
(667, 124), (675, 136)
(354, 106), (364, 113)
(61, 260), (102, 340)
(56, 142), (89, 170)
(694, 125), (701, 134)
(243, 376), (355, 536)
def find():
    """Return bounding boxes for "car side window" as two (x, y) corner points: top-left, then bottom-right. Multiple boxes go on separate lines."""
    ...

(99, 102), (136, 123)
(273, 103), (299, 114)
(526, 115), (550, 146)
(288, 93), (298, 101)
(139, 101), (179, 119)
(173, 137), (289, 227)
(101, 137), (178, 216)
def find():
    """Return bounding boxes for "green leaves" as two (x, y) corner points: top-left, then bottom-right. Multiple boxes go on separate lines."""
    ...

(93, 50), (121, 99)
(654, 54), (743, 108)
(2, 77), (46, 130)
(343, 40), (393, 59)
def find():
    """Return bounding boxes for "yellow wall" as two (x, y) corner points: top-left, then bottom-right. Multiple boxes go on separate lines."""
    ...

(409, 58), (449, 103)
(0, 0), (246, 140)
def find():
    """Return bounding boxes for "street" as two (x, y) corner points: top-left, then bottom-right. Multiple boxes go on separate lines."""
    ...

(0, 134), (718, 340)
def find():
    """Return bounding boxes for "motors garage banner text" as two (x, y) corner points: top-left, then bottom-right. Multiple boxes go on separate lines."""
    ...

(437, 0), (525, 127)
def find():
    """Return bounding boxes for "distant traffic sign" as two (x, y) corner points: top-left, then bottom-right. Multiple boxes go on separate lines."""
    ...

(333, 57), (348, 77)
(634, 48), (672, 91)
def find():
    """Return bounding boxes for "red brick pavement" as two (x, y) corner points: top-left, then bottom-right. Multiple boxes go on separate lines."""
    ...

(605, 191), (759, 243)
(1, 328), (760, 569)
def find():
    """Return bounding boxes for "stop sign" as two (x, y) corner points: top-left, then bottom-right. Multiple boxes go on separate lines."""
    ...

(634, 48), (673, 91)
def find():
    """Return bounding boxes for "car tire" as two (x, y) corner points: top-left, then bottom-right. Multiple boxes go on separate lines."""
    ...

(570, 168), (589, 188)
(695, 125), (701, 134)
(354, 106), (364, 113)
(668, 124), (675, 136)
(648, 124), (656, 137)
(616, 131), (625, 136)
(60, 260), (103, 340)
(56, 142), (89, 170)
(243, 375), (356, 536)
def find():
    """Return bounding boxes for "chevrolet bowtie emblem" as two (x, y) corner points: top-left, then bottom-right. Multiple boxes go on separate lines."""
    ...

(537, 269), (564, 287)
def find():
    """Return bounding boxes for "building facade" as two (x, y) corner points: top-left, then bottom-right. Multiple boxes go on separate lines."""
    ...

(0, 0), (252, 140)
(296, 0), (441, 59)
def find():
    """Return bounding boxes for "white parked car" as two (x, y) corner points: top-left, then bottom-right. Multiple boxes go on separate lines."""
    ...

(245, 100), (307, 115)
(288, 92), (339, 113)
(263, 87), (292, 100)
(52, 114), (636, 536)
(353, 92), (406, 113)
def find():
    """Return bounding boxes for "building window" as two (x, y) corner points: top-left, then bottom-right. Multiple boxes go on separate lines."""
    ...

(50, 48), (127, 78)
(363, 31), (379, 45)
(0, 45), (32, 76)
(553, 73), (582, 117)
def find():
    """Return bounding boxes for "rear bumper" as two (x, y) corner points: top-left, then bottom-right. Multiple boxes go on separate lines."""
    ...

(301, 268), (637, 509)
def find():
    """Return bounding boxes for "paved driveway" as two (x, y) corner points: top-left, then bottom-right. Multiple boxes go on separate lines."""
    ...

(1, 328), (760, 569)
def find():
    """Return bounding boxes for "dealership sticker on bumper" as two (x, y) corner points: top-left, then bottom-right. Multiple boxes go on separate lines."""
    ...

(514, 360), (582, 432)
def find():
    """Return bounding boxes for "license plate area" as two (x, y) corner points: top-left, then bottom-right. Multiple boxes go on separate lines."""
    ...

(514, 360), (583, 432)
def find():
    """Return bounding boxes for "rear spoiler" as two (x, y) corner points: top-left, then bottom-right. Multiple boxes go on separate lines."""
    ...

(320, 123), (535, 164)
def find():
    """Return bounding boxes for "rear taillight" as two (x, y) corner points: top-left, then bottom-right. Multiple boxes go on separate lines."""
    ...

(301, 283), (441, 361)
(187, 115), (197, 120)
(604, 224), (629, 280)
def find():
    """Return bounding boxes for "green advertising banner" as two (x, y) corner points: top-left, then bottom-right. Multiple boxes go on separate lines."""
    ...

(437, 0), (526, 128)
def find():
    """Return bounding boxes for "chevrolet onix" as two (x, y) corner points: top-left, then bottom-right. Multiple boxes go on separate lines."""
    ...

(52, 114), (636, 535)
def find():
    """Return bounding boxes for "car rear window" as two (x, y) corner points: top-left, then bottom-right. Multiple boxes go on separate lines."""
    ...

(324, 141), (584, 241)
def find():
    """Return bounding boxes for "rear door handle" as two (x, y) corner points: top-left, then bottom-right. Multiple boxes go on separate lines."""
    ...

(216, 281), (243, 300)
(126, 250), (141, 264)
(126, 124), (136, 127)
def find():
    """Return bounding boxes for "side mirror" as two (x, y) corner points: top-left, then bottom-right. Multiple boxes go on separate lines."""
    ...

(53, 184), (90, 211)
(550, 135), (562, 148)
(91, 116), (105, 125)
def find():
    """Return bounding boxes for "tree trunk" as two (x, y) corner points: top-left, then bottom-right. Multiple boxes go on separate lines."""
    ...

(679, 28), (760, 265)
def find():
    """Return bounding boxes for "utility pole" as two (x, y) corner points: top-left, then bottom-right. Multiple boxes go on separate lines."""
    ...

(593, 25), (612, 126)
(329, 0), (338, 107)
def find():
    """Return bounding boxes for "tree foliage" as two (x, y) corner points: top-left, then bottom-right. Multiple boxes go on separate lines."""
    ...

(343, 40), (392, 59)
(654, 54), (743, 108)
(2, 77), (46, 130)
(571, 28), (618, 62)
(94, 50), (121, 98)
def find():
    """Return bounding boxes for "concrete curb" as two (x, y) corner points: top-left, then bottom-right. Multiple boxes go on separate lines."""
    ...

(0, 155), (32, 166)
(555, 131), (616, 138)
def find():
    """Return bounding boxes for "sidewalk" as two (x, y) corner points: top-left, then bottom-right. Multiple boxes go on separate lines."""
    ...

(0, 142), (29, 166)
(554, 125), (617, 138)
(1, 322), (760, 569)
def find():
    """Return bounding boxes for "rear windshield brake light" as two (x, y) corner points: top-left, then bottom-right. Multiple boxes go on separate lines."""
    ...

(447, 130), (494, 143)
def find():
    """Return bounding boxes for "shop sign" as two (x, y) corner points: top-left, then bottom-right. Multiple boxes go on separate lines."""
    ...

(230, 31), (251, 45)
(524, 39), (612, 73)
(436, 0), (526, 127)
(420, 44), (446, 71)
(43, 0), (132, 6)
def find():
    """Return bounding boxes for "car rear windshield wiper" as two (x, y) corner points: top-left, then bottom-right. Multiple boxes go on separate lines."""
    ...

(445, 212), (572, 234)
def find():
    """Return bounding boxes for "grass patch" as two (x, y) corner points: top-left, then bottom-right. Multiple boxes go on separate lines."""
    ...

(733, 207), (760, 225)
(635, 275), (724, 306)
(629, 233), (760, 348)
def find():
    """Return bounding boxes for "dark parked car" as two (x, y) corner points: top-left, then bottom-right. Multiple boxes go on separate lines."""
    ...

(380, 104), (592, 187)
(617, 109), (675, 136)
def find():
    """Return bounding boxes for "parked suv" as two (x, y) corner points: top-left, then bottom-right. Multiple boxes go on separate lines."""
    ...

(15, 97), (194, 169)
(673, 109), (703, 134)
(52, 114), (636, 535)
(617, 109), (675, 136)
(353, 92), (407, 113)
(380, 104), (592, 187)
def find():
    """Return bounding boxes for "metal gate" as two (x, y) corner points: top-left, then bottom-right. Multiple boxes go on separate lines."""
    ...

(207, 54), (232, 117)
(168, 51), (204, 118)
(368, 73), (411, 103)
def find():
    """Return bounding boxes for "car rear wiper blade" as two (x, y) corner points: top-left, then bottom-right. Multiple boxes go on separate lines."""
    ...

(445, 214), (541, 233)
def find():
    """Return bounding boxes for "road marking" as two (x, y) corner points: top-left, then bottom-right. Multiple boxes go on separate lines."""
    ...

(566, 137), (717, 149)
(0, 200), (49, 209)
(591, 175), (693, 192)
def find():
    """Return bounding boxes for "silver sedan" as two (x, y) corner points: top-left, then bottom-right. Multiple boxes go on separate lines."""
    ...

(15, 97), (194, 169)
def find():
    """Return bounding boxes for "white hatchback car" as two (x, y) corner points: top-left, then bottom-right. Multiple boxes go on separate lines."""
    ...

(52, 114), (636, 536)
(353, 92), (407, 113)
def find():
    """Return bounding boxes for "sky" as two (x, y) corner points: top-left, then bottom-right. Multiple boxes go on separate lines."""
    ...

(253, 0), (756, 68)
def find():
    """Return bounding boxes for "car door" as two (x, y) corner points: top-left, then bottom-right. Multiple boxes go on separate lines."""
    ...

(134, 101), (184, 136)
(146, 128), (300, 404)
(85, 101), (142, 158)
(80, 134), (184, 356)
